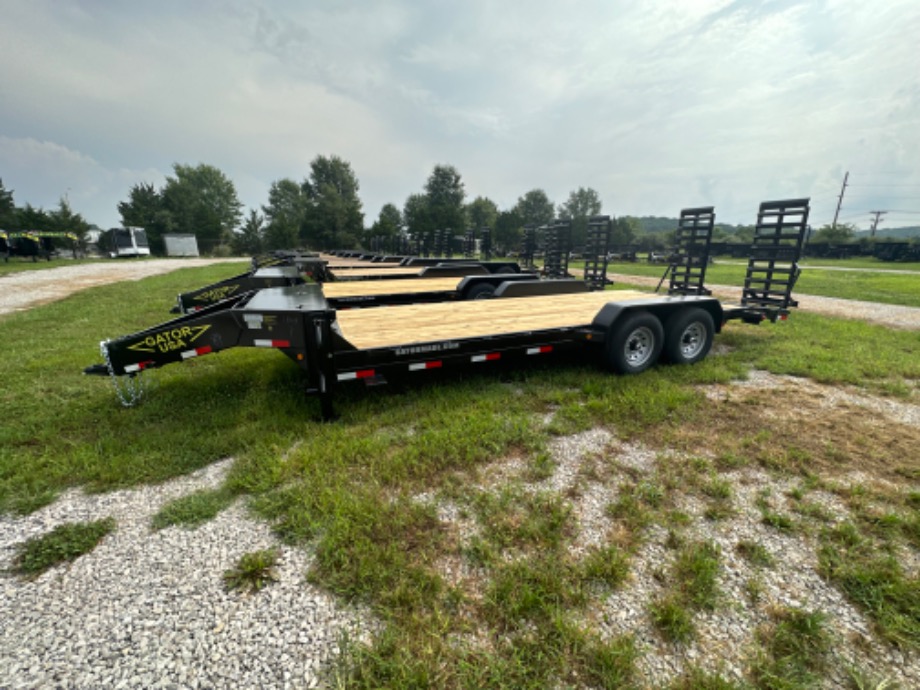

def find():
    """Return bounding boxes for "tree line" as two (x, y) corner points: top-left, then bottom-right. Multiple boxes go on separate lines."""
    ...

(0, 179), (92, 244)
(5, 155), (811, 258)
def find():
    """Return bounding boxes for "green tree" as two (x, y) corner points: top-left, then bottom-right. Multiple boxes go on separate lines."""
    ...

(162, 163), (242, 254)
(49, 198), (90, 252)
(0, 179), (16, 228)
(558, 187), (602, 248)
(611, 217), (639, 246)
(466, 196), (498, 233)
(514, 189), (554, 226)
(425, 165), (466, 239)
(493, 208), (523, 255)
(16, 204), (52, 231)
(262, 178), (307, 250)
(368, 203), (402, 248)
(403, 193), (433, 251)
(731, 225), (755, 244)
(117, 182), (173, 254)
(302, 155), (364, 249)
(232, 209), (265, 255)
(812, 222), (856, 244)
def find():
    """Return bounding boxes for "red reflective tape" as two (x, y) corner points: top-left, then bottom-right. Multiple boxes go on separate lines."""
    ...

(409, 360), (443, 371)
(274, 340), (291, 348)
(486, 352), (501, 361)
(527, 346), (553, 355)
(355, 369), (376, 379)
(196, 345), (213, 355)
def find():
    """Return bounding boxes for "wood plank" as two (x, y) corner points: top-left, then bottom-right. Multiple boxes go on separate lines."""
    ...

(324, 260), (403, 268)
(331, 267), (425, 277)
(324, 277), (461, 297)
(336, 290), (652, 349)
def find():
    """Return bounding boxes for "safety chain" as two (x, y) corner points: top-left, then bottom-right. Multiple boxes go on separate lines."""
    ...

(101, 340), (147, 407)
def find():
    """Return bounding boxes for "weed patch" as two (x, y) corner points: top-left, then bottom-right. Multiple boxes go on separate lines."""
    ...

(11, 517), (115, 578)
(151, 487), (235, 530)
(223, 547), (280, 594)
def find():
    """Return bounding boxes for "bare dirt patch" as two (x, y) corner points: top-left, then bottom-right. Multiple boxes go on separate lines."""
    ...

(642, 370), (920, 484)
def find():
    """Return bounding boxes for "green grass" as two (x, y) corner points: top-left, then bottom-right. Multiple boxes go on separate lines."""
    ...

(1, 262), (918, 685)
(736, 540), (775, 569)
(650, 540), (722, 642)
(151, 487), (236, 530)
(10, 517), (116, 577)
(749, 608), (830, 690)
(817, 522), (920, 648)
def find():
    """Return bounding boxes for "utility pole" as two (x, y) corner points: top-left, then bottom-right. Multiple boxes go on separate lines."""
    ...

(869, 210), (887, 237)
(831, 171), (849, 229)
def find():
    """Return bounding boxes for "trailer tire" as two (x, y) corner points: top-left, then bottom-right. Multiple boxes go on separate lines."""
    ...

(605, 311), (664, 374)
(663, 308), (714, 365)
(465, 283), (496, 300)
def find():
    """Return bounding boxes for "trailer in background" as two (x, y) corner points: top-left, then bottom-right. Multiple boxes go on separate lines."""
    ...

(109, 227), (151, 258)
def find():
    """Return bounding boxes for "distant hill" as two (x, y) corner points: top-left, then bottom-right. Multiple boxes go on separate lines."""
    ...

(854, 226), (920, 240)
(629, 215), (919, 240)
(626, 216), (747, 236)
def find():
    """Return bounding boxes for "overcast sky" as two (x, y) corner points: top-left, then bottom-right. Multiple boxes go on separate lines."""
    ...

(2, 0), (919, 232)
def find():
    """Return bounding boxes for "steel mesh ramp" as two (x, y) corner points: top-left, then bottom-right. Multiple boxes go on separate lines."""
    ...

(583, 215), (612, 291)
(667, 207), (715, 296)
(741, 198), (810, 310)
(543, 219), (572, 279)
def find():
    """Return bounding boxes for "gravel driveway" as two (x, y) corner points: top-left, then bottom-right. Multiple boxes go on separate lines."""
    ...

(0, 259), (248, 316)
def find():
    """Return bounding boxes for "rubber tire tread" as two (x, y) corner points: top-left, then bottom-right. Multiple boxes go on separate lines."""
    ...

(605, 311), (664, 374)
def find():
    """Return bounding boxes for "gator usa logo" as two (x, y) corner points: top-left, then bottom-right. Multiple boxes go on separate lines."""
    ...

(128, 325), (211, 353)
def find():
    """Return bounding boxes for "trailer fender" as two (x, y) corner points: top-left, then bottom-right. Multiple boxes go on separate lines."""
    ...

(457, 273), (541, 299)
(590, 298), (724, 342)
(492, 279), (589, 299)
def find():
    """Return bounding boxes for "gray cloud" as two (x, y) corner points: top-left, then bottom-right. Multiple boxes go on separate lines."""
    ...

(1, 0), (918, 230)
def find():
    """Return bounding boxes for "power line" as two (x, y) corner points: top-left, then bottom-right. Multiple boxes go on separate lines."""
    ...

(848, 184), (920, 188)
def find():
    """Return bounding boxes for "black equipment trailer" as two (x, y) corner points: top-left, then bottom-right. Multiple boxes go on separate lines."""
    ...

(171, 264), (536, 314)
(89, 197), (811, 419)
(87, 282), (792, 421)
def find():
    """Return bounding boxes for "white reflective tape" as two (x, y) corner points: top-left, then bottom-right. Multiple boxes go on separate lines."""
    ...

(337, 372), (357, 381)
(254, 339), (273, 347)
(124, 364), (142, 373)
(408, 362), (427, 371)
(181, 349), (199, 360)
(471, 355), (487, 363)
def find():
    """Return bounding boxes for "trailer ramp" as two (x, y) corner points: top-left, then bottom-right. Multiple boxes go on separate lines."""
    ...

(741, 198), (809, 311)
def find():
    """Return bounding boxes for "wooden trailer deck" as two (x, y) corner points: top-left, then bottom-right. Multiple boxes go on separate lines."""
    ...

(330, 266), (425, 277)
(323, 277), (462, 298)
(324, 259), (403, 268)
(335, 290), (652, 350)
